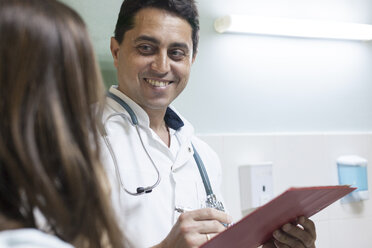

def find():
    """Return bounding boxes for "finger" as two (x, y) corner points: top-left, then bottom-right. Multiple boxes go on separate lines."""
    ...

(262, 240), (277, 248)
(205, 232), (218, 239)
(273, 230), (306, 248)
(191, 233), (214, 246)
(197, 219), (226, 234)
(274, 240), (290, 248)
(297, 216), (316, 240)
(281, 222), (314, 247)
(199, 232), (219, 245)
(191, 208), (232, 224)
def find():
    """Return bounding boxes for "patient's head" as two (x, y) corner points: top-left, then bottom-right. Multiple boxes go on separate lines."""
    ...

(0, 0), (122, 247)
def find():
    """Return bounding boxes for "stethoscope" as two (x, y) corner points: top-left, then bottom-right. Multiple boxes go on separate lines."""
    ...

(102, 92), (225, 212)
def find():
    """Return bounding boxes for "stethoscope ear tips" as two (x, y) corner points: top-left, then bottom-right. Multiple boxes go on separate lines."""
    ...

(136, 187), (145, 194)
(136, 187), (153, 194)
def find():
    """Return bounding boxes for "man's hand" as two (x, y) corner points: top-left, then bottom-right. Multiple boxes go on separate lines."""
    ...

(155, 208), (232, 248)
(263, 216), (316, 248)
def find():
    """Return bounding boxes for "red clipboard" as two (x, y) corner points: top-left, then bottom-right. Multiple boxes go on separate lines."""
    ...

(201, 185), (356, 248)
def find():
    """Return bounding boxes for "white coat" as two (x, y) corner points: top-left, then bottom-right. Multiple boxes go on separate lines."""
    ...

(101, 86), (224, 248)
(0, 229), (73, 248)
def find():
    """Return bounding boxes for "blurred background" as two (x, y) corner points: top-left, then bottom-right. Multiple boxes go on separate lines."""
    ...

(60, 1), (372, 247)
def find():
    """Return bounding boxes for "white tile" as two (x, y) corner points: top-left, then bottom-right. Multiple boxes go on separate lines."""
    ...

(313, 219), (331, 248)
(311, 205), (331, 222)
(324, 133), (372, 162)
(197, 134), (224, 156)
(221, 134), (276, 166)
(271, 134), (335, 222)
(326, 197), (371, 220)
(220, 134), (275, 221)
(272, 134), (328, 194)
(329, 217), (372, 248)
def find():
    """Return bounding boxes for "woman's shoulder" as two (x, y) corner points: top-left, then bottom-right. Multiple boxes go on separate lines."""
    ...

(0, 228), (73, 248)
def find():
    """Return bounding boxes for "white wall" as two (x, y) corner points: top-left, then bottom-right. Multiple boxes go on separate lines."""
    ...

(174, 0), (372, 133)
(61, 0), (372, 133)
(199, 132), (372, 248)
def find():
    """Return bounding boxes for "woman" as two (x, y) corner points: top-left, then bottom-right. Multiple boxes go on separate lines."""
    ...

(0, 0), (123, 247)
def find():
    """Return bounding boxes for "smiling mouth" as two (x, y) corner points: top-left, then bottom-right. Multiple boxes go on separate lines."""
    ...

(144, 78), (173, 87)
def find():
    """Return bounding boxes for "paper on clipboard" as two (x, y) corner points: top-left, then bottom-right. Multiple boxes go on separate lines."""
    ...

(201, 185), (356, 248)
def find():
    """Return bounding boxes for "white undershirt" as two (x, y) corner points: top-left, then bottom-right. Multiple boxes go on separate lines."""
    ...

(169, 128), (181, 158)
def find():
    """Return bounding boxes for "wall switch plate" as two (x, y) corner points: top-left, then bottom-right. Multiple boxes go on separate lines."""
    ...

(239, 162), (273, 213)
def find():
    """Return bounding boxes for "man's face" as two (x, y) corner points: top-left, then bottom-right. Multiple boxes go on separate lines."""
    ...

(111, 7), (195, 112)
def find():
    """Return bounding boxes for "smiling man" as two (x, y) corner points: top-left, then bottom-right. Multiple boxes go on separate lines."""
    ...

(102, 1), (317, 248)
(111, 7), (193, 145)
(102, 1), (230, 247)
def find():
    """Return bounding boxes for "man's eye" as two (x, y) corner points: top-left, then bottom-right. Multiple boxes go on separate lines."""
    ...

(169, 49), (186, 60)
(137, 44), (154, 54)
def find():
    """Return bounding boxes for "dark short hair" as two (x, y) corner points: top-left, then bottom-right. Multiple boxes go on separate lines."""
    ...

(114, 0), (199, 56)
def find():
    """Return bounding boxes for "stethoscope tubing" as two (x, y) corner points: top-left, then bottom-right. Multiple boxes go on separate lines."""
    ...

(103, 112), (161, 195)
(103, 92), (214, 199)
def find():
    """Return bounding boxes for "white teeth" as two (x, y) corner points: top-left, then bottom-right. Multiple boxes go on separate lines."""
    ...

(146, 79), (170, 87)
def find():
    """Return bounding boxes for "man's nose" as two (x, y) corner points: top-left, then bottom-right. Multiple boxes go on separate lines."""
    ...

(150, 50), (170, 74)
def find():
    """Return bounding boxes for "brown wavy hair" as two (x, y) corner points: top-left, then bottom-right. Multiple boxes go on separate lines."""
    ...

(0, 0), (123, 247)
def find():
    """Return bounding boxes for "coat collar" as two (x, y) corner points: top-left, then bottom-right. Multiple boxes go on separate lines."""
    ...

(108, 86), (184, 131)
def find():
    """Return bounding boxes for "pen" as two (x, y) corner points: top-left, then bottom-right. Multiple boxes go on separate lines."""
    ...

(174, 207), (233, 227)
(175, 207), (193, 213)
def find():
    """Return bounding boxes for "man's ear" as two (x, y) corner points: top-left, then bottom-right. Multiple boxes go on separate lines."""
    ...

(191, 51), (197, 64)
(110, 37), (120, 68)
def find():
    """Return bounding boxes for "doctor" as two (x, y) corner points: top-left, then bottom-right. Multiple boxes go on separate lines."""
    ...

(102, 1), (230, 247)
(102, 0), (317, 248)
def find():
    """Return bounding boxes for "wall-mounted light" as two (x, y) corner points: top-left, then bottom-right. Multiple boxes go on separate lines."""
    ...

(214, 15), (372, 41)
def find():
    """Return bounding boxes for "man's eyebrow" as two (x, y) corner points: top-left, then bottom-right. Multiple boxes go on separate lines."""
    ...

(169, 42), (190, 51)
(134, 35), (160, 44)
(134, 35), (190, 51)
